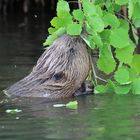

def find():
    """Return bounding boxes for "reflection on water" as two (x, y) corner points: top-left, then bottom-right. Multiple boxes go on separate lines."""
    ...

(0, 13), (51, 89)
(0, 13), (140, 140)
(0, 95), (140, 140)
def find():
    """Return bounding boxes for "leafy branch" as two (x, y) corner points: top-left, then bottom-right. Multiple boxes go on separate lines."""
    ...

(44, 0), (140, 95)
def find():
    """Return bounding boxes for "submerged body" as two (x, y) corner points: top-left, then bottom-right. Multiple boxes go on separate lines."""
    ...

(4, 35), (91, 99)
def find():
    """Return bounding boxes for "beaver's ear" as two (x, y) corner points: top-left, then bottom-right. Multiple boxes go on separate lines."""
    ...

(51, 72), (63, 81)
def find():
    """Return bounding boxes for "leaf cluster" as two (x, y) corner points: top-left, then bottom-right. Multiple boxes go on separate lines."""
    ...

(44, 0), (140, 95)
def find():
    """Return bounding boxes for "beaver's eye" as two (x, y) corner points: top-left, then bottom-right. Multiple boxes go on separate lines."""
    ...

(52, 72), (63, 81)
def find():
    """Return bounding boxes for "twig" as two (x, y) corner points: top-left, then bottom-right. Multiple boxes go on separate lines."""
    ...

(90, 52), (107, 84)
(89, 55), (98, 85)
(116, 13), (133, 26)
(95, 76), (107, 82)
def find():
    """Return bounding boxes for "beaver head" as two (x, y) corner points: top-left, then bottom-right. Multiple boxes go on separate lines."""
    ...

(4, 35), (91, 99)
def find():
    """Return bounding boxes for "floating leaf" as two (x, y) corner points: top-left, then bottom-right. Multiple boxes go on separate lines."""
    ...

(53, 104), (66, 107)
(66, 101), (78, 109)
(114, 67), (130, 84)
(6, 109), (22, 114)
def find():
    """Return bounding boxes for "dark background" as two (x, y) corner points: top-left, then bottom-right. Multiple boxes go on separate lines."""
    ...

(0, 0), (78, 89)
(0, 0), (78, 15)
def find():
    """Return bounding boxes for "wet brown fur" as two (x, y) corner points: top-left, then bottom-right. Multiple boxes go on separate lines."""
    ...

(4, 35), (90, 99)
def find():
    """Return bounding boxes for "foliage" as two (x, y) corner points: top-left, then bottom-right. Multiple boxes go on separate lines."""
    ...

(53, 101), (78, 109)
(6, 109), (22, 114)
(44, 0), (140, 95)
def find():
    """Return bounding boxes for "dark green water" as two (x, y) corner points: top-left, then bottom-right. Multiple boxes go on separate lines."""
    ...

(0, 14), (140, 140)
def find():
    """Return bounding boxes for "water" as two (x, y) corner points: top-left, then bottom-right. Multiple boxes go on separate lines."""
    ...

(0, 13), (140, 140)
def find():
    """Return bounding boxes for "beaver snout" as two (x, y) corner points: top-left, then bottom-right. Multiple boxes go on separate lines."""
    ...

(4, 35), (91, 99)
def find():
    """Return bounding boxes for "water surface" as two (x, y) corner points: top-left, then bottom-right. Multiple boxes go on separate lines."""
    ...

(0, 13), (140, 140)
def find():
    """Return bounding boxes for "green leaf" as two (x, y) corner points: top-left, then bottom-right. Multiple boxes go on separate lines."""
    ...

(81, 35), (96, 49)
(129, 67), (138, 80)
(132, 78), (140, 94)
(132, 26), (139, 44)
(85, 21), (93, 35)
(87, 15), (105, 33)
(44, 27), (66, 46)
(50, 13), (73, 29)
(105, 0), (112, 10)
(97, 45), (116, 74)
(57, 0), (70, 17)
(119, 19), (129, 30)
(43, 34), (57, 46)
(92, 32), (103, 47)
(66, 101), (78, 109)
(100, 30), (111, 43)
(83, 1), (97, 16)
(60, 11), (72, 20)
(50, 17), (63, 29)
(54, 27), (66, 37)
(95, 5), (103, 16)
(115, 41), (135, 65)
(114, 84), (131, 94)
(131, 54), (140, 74)
(114, 67), (130, 84)
(103, 13), (120, 29)
(6, 109), (22, 114)
(128, 0), (134, 19)
(66, 23), (82, 35)
(48, 27), (57, 34)
(133, 18), (140, 28)
(110, 28), (130, 48)
(105, 80), (115, 93)
(94, 85), (106, 94)
(116, 0), (129, 5)
(132, 3), (140, 19)
(113, 3), (121, 12)
(94, 80), (115, 94)
(73, 9), (84, 23)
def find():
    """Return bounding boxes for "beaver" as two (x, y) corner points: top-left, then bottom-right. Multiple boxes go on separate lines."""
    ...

(3, 35), (92, 99)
